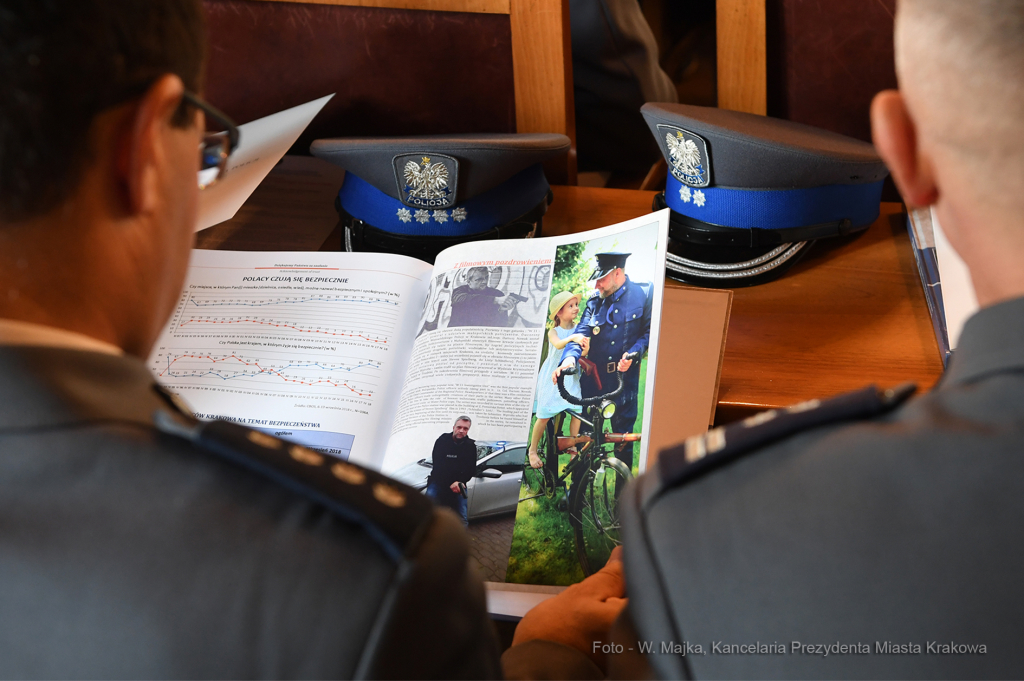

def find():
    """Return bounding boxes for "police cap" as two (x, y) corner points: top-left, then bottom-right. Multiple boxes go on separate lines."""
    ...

(311, 134), (571, 264)
(641, 103), (889, 287)
(589, 251), (630, 280)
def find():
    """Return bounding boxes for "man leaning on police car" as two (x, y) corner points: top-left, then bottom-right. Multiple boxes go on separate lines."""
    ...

(0, 1), (502, 677)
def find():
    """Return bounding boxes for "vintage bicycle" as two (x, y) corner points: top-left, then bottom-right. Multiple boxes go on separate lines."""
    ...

(518, 351), (642, 575)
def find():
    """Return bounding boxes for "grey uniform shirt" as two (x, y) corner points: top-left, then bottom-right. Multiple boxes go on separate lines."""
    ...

(619, 294), (1024, 679)
(0, 342), (501, 679)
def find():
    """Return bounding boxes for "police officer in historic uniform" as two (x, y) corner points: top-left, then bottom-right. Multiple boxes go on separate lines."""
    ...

(0, 2), (501, 677)
(554, 252), (653, 473)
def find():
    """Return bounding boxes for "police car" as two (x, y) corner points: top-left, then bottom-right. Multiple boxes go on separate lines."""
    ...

(389, 441), (527, 519)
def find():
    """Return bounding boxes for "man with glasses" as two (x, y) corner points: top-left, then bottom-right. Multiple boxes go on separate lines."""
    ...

(0, 1), (500, 677)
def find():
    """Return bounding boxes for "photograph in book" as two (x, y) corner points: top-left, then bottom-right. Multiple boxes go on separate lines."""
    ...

(415, 265), (550, 336)
(382, 242), (556, 542)
(506, 222), (661, 586)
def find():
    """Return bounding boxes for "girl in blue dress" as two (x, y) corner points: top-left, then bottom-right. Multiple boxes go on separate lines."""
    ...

(529, 291), (588, 470)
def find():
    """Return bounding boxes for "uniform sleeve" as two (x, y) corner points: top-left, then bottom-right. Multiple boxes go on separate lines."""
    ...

(627, 285), (653, 357)
(561, 301), (596, 364)
(357, 511), (504, 679)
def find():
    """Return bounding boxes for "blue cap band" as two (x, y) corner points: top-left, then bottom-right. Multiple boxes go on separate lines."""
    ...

(338, 164), (550, 237)
(665, 174), (884, 231)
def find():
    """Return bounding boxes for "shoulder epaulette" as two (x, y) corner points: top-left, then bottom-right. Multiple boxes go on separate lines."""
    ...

(151, 386), (433, 563)
(657, 383), (917, 492)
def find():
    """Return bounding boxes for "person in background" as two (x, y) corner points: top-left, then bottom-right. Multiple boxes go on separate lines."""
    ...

(570, 0), (678, 179)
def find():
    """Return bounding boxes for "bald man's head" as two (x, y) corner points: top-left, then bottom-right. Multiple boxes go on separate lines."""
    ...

(896, 1), (1024, 206)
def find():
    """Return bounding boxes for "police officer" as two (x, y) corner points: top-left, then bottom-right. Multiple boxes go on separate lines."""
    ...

(0, 2), (501, 677)
(554, 252), (653, 473)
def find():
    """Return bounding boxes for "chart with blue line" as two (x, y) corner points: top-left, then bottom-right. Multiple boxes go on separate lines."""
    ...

(154, 349), (381, 398)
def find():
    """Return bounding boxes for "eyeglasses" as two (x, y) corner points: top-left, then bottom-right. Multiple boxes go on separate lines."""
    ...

(182, 91), (240, 190)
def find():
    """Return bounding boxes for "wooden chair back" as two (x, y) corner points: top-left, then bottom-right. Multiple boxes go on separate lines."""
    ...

(716, 0), (898, 143)
(640, 0), (764, 191)
(203, 0), (576, 183)
(716, 0), (767, 116)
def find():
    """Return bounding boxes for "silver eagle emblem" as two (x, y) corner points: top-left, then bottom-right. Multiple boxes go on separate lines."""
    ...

(666, 132), (704, 184)
(403, 157), (450, 202)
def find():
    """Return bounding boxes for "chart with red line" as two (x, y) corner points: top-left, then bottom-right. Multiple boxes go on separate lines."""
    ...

(147, 249), (438, 468)
(152, 349), (381, 398)
(168, 291), (399, 344)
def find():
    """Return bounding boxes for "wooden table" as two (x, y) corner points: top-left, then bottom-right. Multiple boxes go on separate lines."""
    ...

(197, 158), (944, 425)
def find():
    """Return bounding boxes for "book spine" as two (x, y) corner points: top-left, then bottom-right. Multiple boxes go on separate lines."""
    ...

(906, 213), (951, 366)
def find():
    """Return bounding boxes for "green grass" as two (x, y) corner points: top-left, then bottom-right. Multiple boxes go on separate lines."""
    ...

(505, 357), (647, 585)
(505, 446), (586, 586)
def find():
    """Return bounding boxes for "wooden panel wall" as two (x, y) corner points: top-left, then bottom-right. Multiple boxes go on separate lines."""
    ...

(245, 0), (575, 182)
(765, 0), (896, 142)
(510, 0), (576, 182)
(716, 0), (767, 115)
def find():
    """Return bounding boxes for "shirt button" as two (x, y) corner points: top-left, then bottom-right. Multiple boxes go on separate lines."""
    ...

(613, 324), (617, 329)
(632, 314), (636, 318)
(611, 341), (615, 345)
(615, 309), (618, 313)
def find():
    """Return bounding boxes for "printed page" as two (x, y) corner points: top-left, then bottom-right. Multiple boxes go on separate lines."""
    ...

(196, 94), (333, 231)
(148, 250), (432, 468)
(380, 211), (669, 607)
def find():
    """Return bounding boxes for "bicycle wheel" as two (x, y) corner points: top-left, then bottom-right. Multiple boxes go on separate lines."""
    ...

(519, 419), (557, 502)
(568, 454), (632, 575)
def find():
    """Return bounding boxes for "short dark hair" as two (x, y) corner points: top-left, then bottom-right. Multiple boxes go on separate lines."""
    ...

(0, 0), (205, 222)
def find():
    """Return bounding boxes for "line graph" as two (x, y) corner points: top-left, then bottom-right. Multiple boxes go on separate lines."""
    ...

(154, 349), (380, 397)
(170, 292), (399, 343)
(185, 293), (399, 310)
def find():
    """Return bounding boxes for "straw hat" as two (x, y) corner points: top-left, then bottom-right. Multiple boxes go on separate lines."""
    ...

(549, 291), (581, 320)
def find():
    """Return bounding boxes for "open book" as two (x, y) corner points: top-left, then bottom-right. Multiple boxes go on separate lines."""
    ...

(151, 210), (730, 614)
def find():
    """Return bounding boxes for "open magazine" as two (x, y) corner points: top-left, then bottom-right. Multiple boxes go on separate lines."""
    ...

(150, 211), (673, 611)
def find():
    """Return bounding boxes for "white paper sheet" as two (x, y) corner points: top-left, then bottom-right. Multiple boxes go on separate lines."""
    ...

(148, 249), (433, 466)
(195, 94), (334, 231)
(931, 207), (979, 349)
